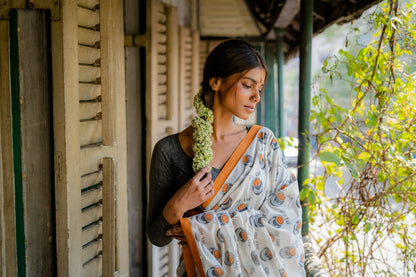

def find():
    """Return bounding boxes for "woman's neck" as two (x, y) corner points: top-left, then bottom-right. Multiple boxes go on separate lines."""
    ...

(211, 90), (246, 141)
(211, 117), (248, 143)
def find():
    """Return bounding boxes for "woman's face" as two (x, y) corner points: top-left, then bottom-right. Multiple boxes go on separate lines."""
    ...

(216, 67), (266, 120)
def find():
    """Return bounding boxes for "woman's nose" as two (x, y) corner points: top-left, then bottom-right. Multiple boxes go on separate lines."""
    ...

(251, 91), (261, 102)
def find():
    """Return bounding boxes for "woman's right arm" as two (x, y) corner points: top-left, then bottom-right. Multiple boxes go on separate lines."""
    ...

(147, 140), (214, 247)
(147, 140), (176, 247)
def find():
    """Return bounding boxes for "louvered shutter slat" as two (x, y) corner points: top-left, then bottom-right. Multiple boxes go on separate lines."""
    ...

(81, 224), (102, 246)
(78, 7), (100, 29)
(79, 121), (102, 148)
(78, 28), (100, 46)
(80, 102), (101, 120)
(79, 46), (100, 65)
(82, 258), (102, 277)
(78, 0), (99, 10)
(79, 83), (101, 100)
(79, 65), (101, 83)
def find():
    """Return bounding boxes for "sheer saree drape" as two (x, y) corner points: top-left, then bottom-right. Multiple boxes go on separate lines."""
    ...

(180, 126), (305, 277)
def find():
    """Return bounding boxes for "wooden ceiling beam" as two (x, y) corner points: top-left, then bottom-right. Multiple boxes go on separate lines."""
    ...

(273, 0), (300, 29)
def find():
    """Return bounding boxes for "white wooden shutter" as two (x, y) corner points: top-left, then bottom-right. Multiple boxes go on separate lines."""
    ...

(77, 2), (105, 275)
(147, 0), (179, 144)
(147, 1), (182, 276)
(178, 27), (200, 130)
(51, 0), (129, 276)
(199, 39), (223, 81)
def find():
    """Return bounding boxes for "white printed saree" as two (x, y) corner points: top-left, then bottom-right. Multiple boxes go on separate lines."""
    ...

(180, 125), (306, 277)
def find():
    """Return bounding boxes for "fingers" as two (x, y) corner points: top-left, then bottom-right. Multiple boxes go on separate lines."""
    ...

(194, 165), (211, 181)
(206, 186), (214, 196)
(198, 171), (212, 187)
(203, 179), (214, 195)
(166, 224), (184, 236)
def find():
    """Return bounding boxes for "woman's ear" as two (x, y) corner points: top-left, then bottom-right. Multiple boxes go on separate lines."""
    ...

(209, 77), (222, 92)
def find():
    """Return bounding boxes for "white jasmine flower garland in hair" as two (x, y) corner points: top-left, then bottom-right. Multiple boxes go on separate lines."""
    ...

(192, 89), (214, 173)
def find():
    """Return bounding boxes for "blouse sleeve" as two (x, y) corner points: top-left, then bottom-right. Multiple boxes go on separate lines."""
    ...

(147, 139), (175, 247)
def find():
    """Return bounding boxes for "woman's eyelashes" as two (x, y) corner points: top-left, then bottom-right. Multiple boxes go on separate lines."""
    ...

(242, 82), (263, 93)
(242, 83), (252, 89)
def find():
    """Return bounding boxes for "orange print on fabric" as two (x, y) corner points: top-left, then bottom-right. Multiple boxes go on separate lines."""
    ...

(242, 155), (249, 163)
(228, 254), (234, 264)
(213, 250), (221, 258)
(215, 267), (224, 276)
(205, 213), (213, 221)
(222, 183), (229, 193)
(253, 178), (261, 186)
(238, 204), (246, 210)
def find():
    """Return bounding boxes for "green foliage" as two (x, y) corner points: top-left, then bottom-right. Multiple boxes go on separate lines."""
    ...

(308, 0), (416, 275)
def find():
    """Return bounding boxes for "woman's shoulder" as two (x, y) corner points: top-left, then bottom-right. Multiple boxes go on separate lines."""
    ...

(155, 133), (178, 147)
(153, 126), (193, 159)
(251, 125), (276, 138)
(153, 133), (179, 159)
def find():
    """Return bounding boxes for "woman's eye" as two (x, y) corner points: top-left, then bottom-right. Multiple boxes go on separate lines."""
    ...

(242, 83), (252, 89)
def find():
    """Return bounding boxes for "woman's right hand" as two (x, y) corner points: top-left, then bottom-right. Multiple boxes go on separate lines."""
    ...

(163, 166), (214, 225)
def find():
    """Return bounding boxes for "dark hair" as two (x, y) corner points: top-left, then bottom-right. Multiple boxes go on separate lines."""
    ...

(201, 39), (268, 108)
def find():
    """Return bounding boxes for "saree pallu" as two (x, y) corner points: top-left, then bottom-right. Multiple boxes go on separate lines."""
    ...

(180, 126), (306, 277)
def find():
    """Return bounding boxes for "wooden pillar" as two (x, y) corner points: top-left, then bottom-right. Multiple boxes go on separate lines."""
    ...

(256, 44), (266, 126)
(11, 10), (56, 276)
(0, 18), (17, 277)
(275, 28), (285, 138)
(8, 11), (26, 276)
(264, 42), (277, 135)
(298, 0), (313, 236)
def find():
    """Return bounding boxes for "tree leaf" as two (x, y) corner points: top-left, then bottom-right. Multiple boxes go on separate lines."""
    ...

(308, 192), (316, 205)
(358, 152), (370, 161)
(364, 223), (372, 233)
(352, 213), (360, 225)
(319, 151), (341, 165)
(299, 188), (308, 201)
(346, 162), (360, 180)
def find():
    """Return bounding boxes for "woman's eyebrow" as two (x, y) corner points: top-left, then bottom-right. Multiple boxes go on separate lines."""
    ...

(242, 77), (264, 85)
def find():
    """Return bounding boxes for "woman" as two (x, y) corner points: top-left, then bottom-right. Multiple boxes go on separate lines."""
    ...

(148, 40), (305, 276)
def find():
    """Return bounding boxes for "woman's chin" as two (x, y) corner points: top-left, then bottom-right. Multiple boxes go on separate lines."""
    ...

(234, 114), (250, 121)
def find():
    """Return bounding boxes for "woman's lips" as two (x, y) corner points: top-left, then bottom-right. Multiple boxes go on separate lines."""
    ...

(244, 105), (255, 113)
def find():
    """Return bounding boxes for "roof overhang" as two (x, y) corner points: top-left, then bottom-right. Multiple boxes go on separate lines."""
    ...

(199, 0), (381, 59)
